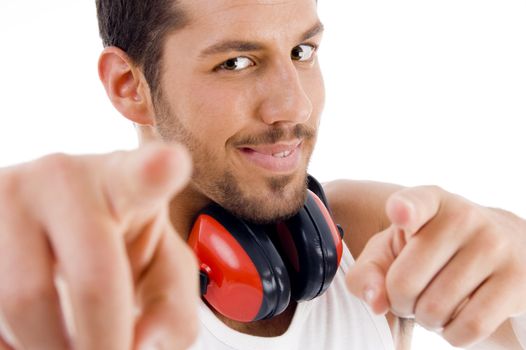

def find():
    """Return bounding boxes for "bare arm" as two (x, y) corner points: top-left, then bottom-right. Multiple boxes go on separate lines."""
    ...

(325, 179), (526, 350)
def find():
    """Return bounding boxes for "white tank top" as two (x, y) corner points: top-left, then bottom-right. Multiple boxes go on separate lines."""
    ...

(188, 242), (394, 349)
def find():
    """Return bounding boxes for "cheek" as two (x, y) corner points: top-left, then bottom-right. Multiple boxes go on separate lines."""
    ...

(182, 79), (254, 149)
(161, 55), (252, 147)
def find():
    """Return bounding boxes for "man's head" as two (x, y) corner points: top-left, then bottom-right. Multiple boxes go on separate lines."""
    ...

(97, 0), (325, 224)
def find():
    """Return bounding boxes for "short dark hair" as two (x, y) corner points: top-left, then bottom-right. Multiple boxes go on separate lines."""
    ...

(96, 0), (187, 96)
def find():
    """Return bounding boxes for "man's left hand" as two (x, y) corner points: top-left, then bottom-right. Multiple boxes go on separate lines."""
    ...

(346, 185), (526, 347)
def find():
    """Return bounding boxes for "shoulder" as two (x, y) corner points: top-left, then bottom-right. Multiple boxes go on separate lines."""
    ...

(322, 179), (403, 258)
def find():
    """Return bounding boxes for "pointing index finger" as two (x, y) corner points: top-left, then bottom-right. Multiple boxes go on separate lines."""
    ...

(386, 185), (443, 238)
(103, 142), (192, 225)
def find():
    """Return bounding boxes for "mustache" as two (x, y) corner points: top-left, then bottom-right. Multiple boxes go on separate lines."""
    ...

(231, 124), (316, 146)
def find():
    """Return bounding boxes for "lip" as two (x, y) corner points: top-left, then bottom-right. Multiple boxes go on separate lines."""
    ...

(237, 141), (303, 173)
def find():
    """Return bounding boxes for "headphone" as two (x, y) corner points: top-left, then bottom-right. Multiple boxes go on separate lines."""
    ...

(188, 176), (344, 322)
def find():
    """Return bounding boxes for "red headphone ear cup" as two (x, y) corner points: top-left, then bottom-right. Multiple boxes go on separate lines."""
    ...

(188, 204), (291, 322)
(271, 190), (343, 301)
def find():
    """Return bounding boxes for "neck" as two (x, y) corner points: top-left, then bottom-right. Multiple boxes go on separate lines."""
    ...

(169, 183), (298, 337)
(206, 299), (298, 337)
(168, 183), (211, 240)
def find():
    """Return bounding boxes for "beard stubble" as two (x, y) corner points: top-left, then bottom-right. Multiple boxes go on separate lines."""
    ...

(154, 94), (316, 223)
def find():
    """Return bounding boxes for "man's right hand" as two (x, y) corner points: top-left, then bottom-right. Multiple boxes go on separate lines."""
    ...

(0, 143), (198, 350)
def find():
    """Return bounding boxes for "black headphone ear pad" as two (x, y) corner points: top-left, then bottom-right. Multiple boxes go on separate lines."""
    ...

(271, 191), (341, 301)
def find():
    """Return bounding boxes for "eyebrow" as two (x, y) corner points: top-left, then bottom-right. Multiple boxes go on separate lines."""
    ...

(199, 21), (324, 58)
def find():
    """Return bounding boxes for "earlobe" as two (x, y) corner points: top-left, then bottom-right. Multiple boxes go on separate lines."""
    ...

(98, 47), (155, 125)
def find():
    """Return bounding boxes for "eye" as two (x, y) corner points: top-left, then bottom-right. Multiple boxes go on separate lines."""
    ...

(217, 56), (254, 71)
(291, 44), (317, 62)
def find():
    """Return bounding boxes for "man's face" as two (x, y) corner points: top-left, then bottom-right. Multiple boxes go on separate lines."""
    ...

(154, 0), (324, 223)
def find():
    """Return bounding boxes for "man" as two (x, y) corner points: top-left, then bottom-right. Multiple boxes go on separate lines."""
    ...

(0, 0), (524, 349)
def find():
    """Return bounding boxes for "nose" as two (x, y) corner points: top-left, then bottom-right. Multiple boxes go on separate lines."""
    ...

(256, 61), (313, 126)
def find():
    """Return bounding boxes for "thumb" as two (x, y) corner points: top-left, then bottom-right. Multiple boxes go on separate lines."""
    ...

(103, 142), (192, 223)
(346, 227), (397, 314)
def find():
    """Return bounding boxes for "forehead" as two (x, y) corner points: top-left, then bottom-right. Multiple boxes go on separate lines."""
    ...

(181, 0), (316, 16)
(176, 0), (319, 42)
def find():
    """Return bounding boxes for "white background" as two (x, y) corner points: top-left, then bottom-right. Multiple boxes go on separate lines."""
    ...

(1, 1), (525, 349)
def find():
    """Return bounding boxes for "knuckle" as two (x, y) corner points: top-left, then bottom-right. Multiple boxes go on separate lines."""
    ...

(446, 201), (481, 231)
(385, 271), (418, 315)
(474, 228), (508, 264)
(423, 184), (444, 195)
(34, 153), (81, 187)
(443, 333), (465, 348)
(386, 269), (418, 300)
(465, 204), (487, 229)
(37, 153), (73, 172)
(456, 202), (479, 227)
(461, 202), (479, 223)
(415, 299), (446, 328)
(476, 229), (497, 248)
(463, 318), (491, 341)
(0, 169), (21, 208)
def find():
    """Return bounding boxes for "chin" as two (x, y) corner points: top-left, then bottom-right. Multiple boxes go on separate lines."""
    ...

(205, 170), (309, 225)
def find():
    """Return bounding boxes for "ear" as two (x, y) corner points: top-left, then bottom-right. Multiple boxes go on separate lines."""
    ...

(98, 47), (155, 125)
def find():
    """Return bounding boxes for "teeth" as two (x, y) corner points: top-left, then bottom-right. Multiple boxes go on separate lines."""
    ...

(273, 150), (292, 158)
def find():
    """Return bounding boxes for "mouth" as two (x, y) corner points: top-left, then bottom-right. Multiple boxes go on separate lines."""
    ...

(237, 140), (303, 174)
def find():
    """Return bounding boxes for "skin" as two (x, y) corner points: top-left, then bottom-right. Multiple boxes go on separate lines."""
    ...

(326, 181), (526, 349)
(0, 145), (199, 350)
(150, 0), (325, 227)
(0, 0), (525, 349)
